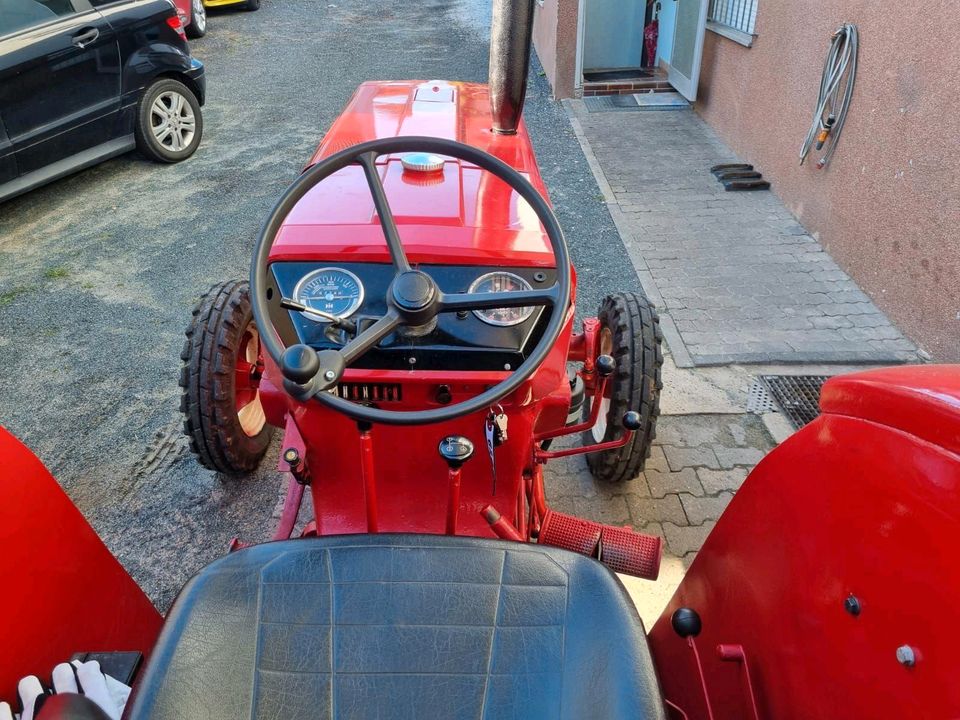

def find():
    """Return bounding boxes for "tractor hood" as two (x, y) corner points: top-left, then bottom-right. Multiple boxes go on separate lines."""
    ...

(270, 81), (556, 268)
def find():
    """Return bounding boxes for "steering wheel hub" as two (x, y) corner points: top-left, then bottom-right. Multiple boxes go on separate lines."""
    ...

(391, 271), (438, 320)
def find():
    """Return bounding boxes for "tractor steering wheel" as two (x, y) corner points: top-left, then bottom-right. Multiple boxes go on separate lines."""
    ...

(250, 136), (572, 426)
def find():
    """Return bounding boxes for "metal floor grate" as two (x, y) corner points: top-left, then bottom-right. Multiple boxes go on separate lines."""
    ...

(761, 375), (831, 429)
(584, 92), (690, 113)
(584, 95), (642, 113)
(746, 379), (779, 414)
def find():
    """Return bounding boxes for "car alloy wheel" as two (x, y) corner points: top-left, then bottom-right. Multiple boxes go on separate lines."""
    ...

(192, 0), (206, 33)
(150, 91), (197, 153)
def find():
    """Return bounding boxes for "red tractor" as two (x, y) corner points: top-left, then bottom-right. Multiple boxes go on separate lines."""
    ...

(2, 2), (959, 718)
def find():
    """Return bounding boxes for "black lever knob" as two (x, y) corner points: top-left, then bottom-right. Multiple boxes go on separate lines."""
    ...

(671, 607), (702, 638)
(596, 354), (616, 377)
(281, 344), (320, 384)
(439, 436), (475, 469)
(622, 411), (642, 431)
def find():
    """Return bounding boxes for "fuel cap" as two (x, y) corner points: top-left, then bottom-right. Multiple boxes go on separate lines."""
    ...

(401, 152), (445, 173)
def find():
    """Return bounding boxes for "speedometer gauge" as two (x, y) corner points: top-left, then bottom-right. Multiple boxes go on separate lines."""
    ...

(293, 267), (364, 321)
(468, 271), (535, 327)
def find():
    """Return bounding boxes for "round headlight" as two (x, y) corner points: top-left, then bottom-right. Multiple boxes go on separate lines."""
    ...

(468, 271), (536, 327)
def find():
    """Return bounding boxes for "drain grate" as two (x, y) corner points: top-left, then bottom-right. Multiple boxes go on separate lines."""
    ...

(584, 95), (642, 113)
(761, 375), (831, 429)
(746, 379), (779, 414)
(584, 92), (690, 113)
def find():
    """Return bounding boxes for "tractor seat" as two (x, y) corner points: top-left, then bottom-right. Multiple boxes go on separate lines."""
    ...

(126, 535), (665, 720)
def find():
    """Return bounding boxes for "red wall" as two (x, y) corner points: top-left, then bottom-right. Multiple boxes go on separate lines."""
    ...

(696, 0), (960, 361)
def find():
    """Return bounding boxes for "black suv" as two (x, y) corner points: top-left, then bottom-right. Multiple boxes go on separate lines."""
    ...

(0, 0), (206, 203)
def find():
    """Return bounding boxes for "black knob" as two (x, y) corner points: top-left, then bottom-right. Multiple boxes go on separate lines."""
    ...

(283, 448), (300, 465)
(281, 344), (320, 384)
(596, 354), (616, 377)
(622, 411), (642, 431)
(435, 384), (453, 404)
(671, 607), (702, 638)
(439, 436), (475, 468)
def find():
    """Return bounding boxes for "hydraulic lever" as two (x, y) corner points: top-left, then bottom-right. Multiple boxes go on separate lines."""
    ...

(280, 297), (357, 333)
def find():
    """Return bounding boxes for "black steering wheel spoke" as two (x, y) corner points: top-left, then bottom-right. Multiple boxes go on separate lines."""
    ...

(340, 311), (402, 365)
(357, 151), (411, 273)
(438, 284), (559, 313)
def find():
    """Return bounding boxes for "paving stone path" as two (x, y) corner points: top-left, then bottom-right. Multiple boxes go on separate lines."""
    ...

(545, 411), (774, 567)
(567, 103), (918, 367)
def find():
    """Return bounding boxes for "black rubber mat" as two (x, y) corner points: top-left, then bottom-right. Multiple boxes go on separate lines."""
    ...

(761, 375), (831, 429)
(583, 69), (655, 82)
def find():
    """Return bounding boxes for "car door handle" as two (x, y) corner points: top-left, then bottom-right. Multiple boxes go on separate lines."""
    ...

(71, 27), (100, 48)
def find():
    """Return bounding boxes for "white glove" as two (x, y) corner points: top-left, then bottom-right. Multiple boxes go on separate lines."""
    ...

(2, 660), (129, 720)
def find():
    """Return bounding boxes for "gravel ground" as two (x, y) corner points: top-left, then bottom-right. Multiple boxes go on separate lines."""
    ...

(0, 0), (638, 608)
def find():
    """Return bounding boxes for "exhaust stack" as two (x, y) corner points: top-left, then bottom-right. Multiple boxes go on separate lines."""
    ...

(488, 0), (536, 135)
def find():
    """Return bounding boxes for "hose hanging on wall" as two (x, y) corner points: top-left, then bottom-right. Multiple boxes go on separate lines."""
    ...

(800, 23), (858, 169)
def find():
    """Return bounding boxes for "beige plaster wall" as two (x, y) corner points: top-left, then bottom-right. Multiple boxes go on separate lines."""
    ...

(697, 1), (960, 360)
(532, 0), (580, 99)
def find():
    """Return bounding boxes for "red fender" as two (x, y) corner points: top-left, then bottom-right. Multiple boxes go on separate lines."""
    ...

(0, 427), (162, 702)
(648, 366), (960, 719)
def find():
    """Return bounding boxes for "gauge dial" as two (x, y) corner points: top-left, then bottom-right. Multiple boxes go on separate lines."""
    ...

(293, 267), (364, 321)
(468, 271), (535, 327)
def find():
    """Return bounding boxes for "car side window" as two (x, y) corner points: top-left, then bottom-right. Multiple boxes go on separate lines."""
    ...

(0, 0), (76, 37)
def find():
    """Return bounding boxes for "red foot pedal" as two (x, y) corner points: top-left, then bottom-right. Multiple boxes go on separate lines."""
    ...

(537, 511), (602, 556)
(538, 510), (662, 580)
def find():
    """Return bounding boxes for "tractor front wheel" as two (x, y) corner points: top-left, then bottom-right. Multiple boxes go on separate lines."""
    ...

(180, 280), (273, 475)
(584, 291), (663, 484)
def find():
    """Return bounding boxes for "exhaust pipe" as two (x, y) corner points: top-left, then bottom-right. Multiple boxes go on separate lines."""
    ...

(489, 0), (536, 135)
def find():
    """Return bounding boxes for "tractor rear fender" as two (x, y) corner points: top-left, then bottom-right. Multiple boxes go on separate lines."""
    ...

(648, 365), (960, 720)
(0, 427), (162, 702)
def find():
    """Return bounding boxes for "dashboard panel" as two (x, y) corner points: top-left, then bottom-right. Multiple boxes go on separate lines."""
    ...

(266, 263), (555, 371)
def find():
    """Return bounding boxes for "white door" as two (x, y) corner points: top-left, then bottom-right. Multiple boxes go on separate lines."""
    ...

(666, 0), (709, 101)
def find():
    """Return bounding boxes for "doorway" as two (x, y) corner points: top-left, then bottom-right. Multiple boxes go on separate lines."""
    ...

(578, 0), (709, 101)
(582, 0), (651, 76)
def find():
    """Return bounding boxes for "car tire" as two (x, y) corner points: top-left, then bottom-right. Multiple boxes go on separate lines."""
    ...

(584, 291), (663, 484)
(180, 280), (273, 476)
(244, 0), (260, 10)
(134, 78), (203, 164)
(186, 0), (207, 38)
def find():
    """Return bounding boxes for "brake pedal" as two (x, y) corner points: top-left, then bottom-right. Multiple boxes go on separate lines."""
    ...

(538, 510), (662, 580)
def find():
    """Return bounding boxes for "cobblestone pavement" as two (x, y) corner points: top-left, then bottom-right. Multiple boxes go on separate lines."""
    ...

(541, 353), (786, 623)
(566, 102), (918, 367)
(545, 363), (774, 568)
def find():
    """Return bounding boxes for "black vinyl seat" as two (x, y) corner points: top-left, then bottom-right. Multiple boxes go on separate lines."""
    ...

(126, 535), (665, 720)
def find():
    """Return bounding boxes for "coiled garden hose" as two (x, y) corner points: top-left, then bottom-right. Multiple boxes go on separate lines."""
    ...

(800, 23), (858, 169)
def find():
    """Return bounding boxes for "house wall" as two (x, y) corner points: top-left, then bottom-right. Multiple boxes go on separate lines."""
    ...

(696, 0), (960, 361)
(532, 0), (580, 99)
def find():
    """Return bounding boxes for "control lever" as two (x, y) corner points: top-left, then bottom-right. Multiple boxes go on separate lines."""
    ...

(439, 436), (475, 535)
(280, 297), (357, 333)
